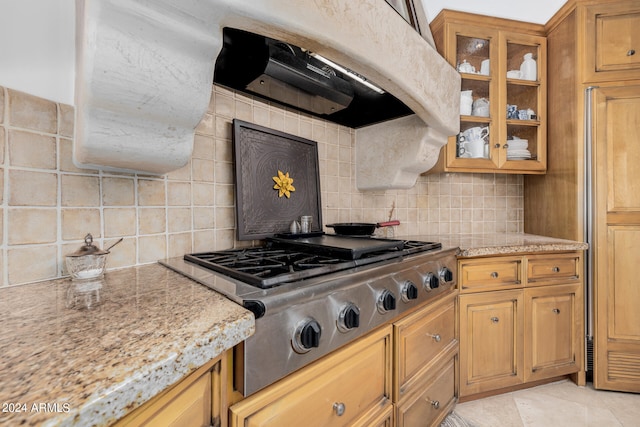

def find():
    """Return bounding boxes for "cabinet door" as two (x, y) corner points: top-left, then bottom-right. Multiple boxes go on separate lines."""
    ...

(459, 290), (524, 397)
(524, 284), (582, 382)
(584, 1), (640, 82)
(593, 85), (640, 392)
(229, 326), (392, 427)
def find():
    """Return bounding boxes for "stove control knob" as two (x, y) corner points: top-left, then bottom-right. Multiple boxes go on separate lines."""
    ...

(439, 267), (454, 283)
(337, 303), (360, 332)
(293, 319), (321, 353)
(424, 272), (439, 290)
(377, 289), (397, 314)
(401, 281), (419, 302)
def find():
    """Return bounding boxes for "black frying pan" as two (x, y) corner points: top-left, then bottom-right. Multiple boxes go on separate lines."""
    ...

(325, 220), (400, 236)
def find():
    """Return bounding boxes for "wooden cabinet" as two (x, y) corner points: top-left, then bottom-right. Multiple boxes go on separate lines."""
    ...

(394, 291), (458, 427)
(230, 290), (459, 427)
(430, 10), (547, 174)
(229, 326), (393, 427)
(525, 0), (640, 394)
(458, 252), (584, 398)
(583, 0), (640, 82)
(113, 352), (228, 427)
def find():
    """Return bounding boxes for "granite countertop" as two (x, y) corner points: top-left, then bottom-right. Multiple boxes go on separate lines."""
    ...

(404, 232), (588, 257)
(0, 263), (254, 427)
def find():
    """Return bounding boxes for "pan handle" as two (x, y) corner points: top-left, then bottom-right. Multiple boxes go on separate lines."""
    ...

(377, 220), (400, 227)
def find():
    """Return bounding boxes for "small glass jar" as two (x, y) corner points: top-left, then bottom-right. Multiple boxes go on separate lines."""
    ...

(65, 234), (109, 281)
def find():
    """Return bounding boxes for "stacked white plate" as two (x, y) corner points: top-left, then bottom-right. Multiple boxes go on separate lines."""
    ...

(507, 139), (531, 160)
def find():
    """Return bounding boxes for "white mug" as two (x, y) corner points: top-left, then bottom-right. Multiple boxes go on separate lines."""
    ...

(464, 138), (486, 158)
(463, 126), (489, 142)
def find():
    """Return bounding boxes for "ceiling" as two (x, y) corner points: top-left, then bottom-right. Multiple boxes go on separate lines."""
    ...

(422, 0), (567, 25)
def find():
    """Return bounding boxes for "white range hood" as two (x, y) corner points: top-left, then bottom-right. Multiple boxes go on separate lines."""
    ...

(75, 0), (459, 189)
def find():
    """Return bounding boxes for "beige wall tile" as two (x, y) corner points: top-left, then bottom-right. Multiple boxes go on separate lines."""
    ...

(9, 170), (57, 206)
(104, 208), (136, 237)
(166, 161), (191, 181)
(138, 235), (167, 264)
(59, 138), (98, 174)
(105, 237), (136, 269)
(8, 130), (56, 169)
(138, 207), (166, 235)
(8, 89), (57, 134)
(167, 181), (191, 206)
(215, 184), (234, 207)
(193, 134), (214, 160)
(192, 158), (214, 182)
(8, 245), (58, 285)
(168, 207), (192, 233)
(61, 174), (100, 207)
(215, 207), (235, 228)
(58, 103), (74, 137)
(138, 179), (166, 206)
(215, 138), (232, 163)
(193, 207), (214, 230)
(193, 230), (216, 252)
(8, 208), (57, 244)
(102, 177), (135, 206)
(193, 182), (214, 206)
(168, 232), (192, 258)
(61, 208), (101, 241)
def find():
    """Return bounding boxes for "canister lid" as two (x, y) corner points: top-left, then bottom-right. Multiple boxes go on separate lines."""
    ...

(67, 234), (109, 257)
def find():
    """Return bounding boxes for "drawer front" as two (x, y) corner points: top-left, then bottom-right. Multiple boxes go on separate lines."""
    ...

(459, 257), (522, 292)
(397, 356), (456, 427)
(231, 327), (391, 427)
(395, 293), (456, 396)
(527, 254), (580, 286)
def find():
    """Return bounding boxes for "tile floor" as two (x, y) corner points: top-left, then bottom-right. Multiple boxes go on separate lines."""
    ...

(454, 380), (640, 427)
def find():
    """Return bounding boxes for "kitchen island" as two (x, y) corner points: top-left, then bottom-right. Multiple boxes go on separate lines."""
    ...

(0, 264), (254, 426)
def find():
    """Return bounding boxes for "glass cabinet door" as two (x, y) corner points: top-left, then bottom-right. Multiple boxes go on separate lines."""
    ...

(500, 33), (546, 171)
(446, 25), (499, 169)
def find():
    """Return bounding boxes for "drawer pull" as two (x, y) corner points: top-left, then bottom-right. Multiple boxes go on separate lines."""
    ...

(490, 271), (499, 279)
(333, 402), (346, 416)
(628, 49), (636, 56)
(426, 333), (442, 342)
(491, 317), (499, 323)
(552, 266), (560, 273)
(553, 308), (560, 314)
(431, 400), (440, 409)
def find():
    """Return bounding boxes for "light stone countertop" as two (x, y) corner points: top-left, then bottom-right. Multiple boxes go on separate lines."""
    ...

(404, 232), (588, 257)
(0, 263), (254, 427)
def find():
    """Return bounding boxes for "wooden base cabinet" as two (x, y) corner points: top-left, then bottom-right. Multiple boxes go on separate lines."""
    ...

(229, 326), (393, 427)
(113, 352), (228, 427)
(394, 291), (458, 427)
(458, 252), (584, 399)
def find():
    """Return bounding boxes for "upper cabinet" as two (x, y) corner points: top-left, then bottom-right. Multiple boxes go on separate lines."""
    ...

(430, 11), (547, 174)
(583, 0), (640, 82)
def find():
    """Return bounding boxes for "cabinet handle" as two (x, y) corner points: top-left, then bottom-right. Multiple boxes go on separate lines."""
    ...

(333, 402), (346, 416)
(553, 308), (560, 314)
(552, 266), (560, 273)
(503, 143), (509, 149)
(628, 49), (636, 56)
(431, 400), (440, 409)
(494, 143), (501, 148)
(426, 333), (442, 342)
(490, 271), (499, 279)
(491, 316), (499, 323)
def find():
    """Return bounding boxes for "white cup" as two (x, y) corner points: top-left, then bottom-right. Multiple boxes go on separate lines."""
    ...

(465, 138), (486, 158)
(480, 59), (490, 76)
(460, 90), (473, 116)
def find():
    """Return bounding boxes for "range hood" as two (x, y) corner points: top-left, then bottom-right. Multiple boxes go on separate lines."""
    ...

(213, 28), (412, 128)
(74, 0), (460, 189)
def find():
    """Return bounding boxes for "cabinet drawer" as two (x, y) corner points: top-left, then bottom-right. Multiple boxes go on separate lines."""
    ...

(394, 292), (456, 398)
(397, 355), (456, 427)
(459, 257), (522, 292)
(230, 327), (392, 427)
(527, 254), (580, 286)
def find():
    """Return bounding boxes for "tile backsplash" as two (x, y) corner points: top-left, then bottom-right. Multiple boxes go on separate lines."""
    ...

(0, 85), (522, 287)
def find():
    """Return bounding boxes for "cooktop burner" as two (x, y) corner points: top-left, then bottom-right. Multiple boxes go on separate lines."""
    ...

(183, 238), (442, 288)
